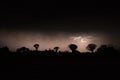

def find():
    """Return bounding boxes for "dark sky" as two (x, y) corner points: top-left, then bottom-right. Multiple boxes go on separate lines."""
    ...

(0, 0), (120, 51)
(0, 0), (120, 31)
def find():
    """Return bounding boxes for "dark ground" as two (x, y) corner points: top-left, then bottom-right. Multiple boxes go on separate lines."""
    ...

(0, 51), (120, 79)
(0, 51), (120, 71)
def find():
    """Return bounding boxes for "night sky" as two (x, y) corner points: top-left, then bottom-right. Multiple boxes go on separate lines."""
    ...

(0, 0), (120, 51)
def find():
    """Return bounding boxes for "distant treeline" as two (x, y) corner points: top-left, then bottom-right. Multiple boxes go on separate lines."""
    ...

(0, 43), (120, 54)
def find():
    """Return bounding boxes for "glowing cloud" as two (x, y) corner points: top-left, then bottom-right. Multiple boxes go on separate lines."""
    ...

(70, 35), (94, 44)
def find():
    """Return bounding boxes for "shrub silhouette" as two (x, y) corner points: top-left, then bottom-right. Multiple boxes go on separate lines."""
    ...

(54, 46), (60, 52)
(17, 47), (30, 53)
(97, 44), (117, 55)
(86, 43), (97, 53)
(34, 44), (39, 51)
(0, 46), (10, 53)
(69, 44), (78, 53)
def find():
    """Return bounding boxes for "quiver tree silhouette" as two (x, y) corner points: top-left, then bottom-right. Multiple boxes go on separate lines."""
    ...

(69, 44), (78, 53)
(86, 43), (97, 53)
(34, 44), (39, 51)
(54, 46), (60, 52)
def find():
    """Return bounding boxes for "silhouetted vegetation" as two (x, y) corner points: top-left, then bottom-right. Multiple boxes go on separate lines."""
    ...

(86, 43), (97, 53)
(0, 43), (120, 72)
(33, 43), (39, 51)
(17, 47), (30, 53)
(68, 44), (79, 53)
(54, 46), (60, 52)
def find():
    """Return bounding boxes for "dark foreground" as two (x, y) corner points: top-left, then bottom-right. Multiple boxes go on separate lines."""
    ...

(0, 51), (120, 79)
(0, 51), (120, 72)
